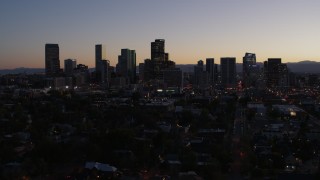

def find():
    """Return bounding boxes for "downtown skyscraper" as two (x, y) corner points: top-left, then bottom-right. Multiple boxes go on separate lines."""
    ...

(206, 58), (215, 85)
(95, 44), (109, 84)
(151, 39), (166, 62)
(220, 57), (236, 88)
(117, 49), (136, 83)
(95, 44), (106, 73)
(64, 59), (77, 76)
(45, 44), (60, 77)
(143, 39), (175, 82)
(243, 53), (257, 88)
(264, 58), (289, 88)
(194, 60), (209, 89)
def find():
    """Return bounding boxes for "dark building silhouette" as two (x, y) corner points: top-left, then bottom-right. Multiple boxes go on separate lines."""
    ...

(265, 58), (283, 88)
(95, 44), (106, 75)
(278, 63), (289, 87)
(95, 45), (109, 84)
(194, 60), (209, 89)
(165, 53), (169, 61)
(214, 64), (219, 82)
(100, 60), (110, 85)
(151, 39), (165, 62)
(194, 60), (204, 86)
(163, 68), (182, 88)
(264, 58), (289, 88)
(206, 58), (215, 85)
(64, 59), (76, 76)
(142, 59), (153, 81)
(220, 57), (236, 88)
(243, 53), (257, 87)
(45, 44), (60, 77)
(308, 74), (319, 87)
(73, 64), (89, 86)
(143, 39), (175, 82)
(289, 72), (297, 87)
(138, 63), (144, 81)
(116, 49), (136, 83)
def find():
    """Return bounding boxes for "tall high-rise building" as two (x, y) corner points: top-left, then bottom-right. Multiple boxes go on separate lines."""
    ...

(100, 60), (110, 85)
(206, 58), (215, 85)
(143, 39), (176, 82)
(194, 60), (209, 88)
(194, 60), (204, 83)
(64, 59), (76, 76)
(95, 44), (106, 73)
(265, 58), (281, 88)
(243, 53), (256, 68)
(151, 39), (165, 62)
(116, 49), (137, 83)
(220, 57), (236, 88)
(264, 58), (288, 88)
(45, 44), (60, 77)
(95, 44), (108, 84)
(243, 53), (257, 87)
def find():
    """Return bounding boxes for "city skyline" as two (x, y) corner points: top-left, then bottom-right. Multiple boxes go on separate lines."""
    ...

(1, 0), (320, 69)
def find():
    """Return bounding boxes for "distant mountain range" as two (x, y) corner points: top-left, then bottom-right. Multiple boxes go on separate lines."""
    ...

(1, 61), (320, 75)
(0, 68), (44, 75)
(286, 61), (320, 73)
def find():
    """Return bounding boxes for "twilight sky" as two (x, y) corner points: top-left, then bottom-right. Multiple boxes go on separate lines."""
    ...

(1, 0), (320, 68)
